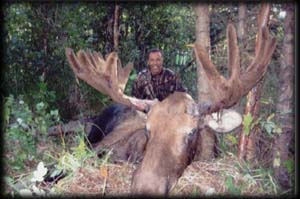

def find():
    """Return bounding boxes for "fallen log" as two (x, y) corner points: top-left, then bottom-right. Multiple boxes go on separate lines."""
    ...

(47, 117), (95, 136)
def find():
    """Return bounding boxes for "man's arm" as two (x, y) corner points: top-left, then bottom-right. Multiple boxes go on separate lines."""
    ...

(131, 76), (154, 112)
(131, 79), (142, 99)
(163, 68), (187, 94)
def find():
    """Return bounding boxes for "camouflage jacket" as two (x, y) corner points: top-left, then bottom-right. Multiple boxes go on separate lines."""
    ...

(131, 68), (187, 101)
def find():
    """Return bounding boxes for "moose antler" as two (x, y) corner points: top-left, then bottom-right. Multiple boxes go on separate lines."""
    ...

(194, 13), (276, 115)
(65, 48), (157, 110)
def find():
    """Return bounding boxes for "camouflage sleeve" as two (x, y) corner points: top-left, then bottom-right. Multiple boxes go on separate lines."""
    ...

(131, 78), (141, 98)
(131, 72), (146, 99)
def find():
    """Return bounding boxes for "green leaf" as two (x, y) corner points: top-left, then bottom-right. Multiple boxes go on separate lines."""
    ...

(265, 124), (273, 134)
(72, 138), (88, 159)
(279, 109), (292, 115)
(129, 72), (137, 81)
(36, 102), (45, 111)
(4, 105), (11, 125)
(273, 157), (280, 167)
(225, 176), (241, 195)
(273, 126), (282, 134)
(267, 113), (275, 121)
(273, 151), (281, 168)
(242, 174), (256, 186)
(243, 113), (253, 136)
(226, 134), (237, 145)
(260, 99), (271, 105)
(283, 159), (294, 174)
(175, 54), (180, 65)
(50, 168), (63, 178)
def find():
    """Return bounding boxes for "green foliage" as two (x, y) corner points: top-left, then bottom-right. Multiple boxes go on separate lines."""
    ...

(3, 3), (199, 117)
(251, 168), (279, 194)
(34, 76), (57, 105)
(217, 133), (239, 155)
(242, 113), (253, 136)
(218, 110), (283, 157)
(243, 112), (283, 139)
(4, 84), (61, 175)
(3, 2), (284, 120)
(260, 113), (282, 136)
(225, 134), (238, 145)
(241, 111), (282, 140)
(49, 128), (98, 176)
(4, 118), (99, 196)
(283, 158), (295, 190)
(5, 95), (36, 172)
(283, 159), (294, 175)
(71, 137), (90, 160)
(225, 176), (241, 195)
(125, 69), (137, 95)
(233, 159), (279, 194)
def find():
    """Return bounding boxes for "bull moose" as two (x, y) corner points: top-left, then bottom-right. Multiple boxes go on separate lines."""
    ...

(65, 5), (276, 196)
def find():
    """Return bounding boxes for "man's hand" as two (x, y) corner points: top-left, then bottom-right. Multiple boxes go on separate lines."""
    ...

(132, 99), (158, 112)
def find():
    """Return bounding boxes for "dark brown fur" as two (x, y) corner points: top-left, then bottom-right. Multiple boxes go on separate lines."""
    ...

(131, 92), (200, 195)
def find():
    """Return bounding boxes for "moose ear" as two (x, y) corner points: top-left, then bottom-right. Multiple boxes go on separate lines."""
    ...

(205, 109), (242, 133)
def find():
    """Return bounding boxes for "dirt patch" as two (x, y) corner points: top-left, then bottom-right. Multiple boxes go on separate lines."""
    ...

(54, 154), (277, 197)
(55, 162), (136, 196)
(172, 154), (277, 196)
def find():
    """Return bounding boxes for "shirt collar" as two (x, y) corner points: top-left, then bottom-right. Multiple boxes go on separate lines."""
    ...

(148, 68), (165, 79)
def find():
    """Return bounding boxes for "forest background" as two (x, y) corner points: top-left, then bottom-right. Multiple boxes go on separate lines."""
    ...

(1, 2), (295, 196)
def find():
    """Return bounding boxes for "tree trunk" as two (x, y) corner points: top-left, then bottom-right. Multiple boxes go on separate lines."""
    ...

(134, 6), (147, 72)
(104, 4), (115, 54)
(236, 3), (248, 160)
(193, 3), (215, 161)
(113, 4), (120, 52)
(237, 3), (248, 67)
(237, 81), (263, 161)
(194, 3), (211, 103)
(237, 4), (271, 161)
(273, 3), (294, 189)
(31, 4), (51, 78)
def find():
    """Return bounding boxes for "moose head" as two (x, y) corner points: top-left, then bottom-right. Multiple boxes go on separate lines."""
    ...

(65, 5), (276, 196)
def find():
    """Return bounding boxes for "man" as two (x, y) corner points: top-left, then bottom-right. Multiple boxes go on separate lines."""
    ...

(131, 48), (187, 111)
(87, 48), (187, 146)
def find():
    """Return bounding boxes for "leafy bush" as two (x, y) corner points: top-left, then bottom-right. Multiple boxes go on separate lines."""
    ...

(4, 78), (61, 175)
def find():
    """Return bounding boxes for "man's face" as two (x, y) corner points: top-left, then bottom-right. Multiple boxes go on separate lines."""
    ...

(147, 52), (163, 76)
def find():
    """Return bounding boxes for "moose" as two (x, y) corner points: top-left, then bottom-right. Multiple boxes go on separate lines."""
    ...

(65, 5), (276, 196)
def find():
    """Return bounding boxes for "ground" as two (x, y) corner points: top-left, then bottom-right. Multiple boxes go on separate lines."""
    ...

(51, 153), (278, 197)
